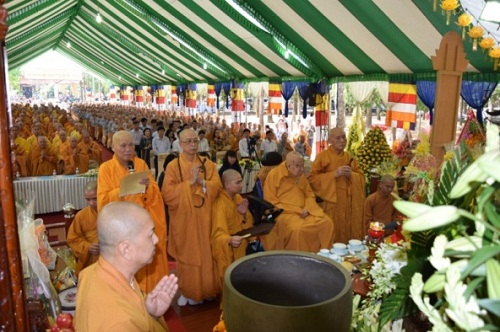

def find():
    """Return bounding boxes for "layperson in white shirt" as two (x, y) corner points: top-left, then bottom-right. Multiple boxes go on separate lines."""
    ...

(239, 128), (251, 158)
(129, 120), (143, 157)
(152, 126), (171, 173)
(198, 130), (210, 155)
(260, 130), (278, 157)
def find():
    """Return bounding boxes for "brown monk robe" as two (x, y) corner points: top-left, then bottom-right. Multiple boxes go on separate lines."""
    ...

(309, 128), (366, 243)
(61, 136), (89, 175)
(78, 130), (102, 164)
(30, 135), (58, 176)
(97, 131), (168, 294)
(264, 152), (334, 252)
(364, 175), (400, 226)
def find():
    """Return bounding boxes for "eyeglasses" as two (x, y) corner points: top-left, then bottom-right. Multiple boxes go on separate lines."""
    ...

(181, 138), (200, 145)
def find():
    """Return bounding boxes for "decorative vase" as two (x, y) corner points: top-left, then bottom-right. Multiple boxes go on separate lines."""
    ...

(223, 251), (352, 332)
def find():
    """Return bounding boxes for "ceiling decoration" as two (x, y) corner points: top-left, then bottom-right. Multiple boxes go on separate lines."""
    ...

(5, 0), (500, 87)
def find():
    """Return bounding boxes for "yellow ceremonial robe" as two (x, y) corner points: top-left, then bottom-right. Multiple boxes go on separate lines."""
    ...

(67, 206), (99, 275)
(78, 140), (102, 164)
(162, 153), (222, 301)
(30, 146), (58, 176)
(97, 156), (168, 293)
(211, 191), (253, 288)
(60, 145), (89, 175)
(75, 257), (168, 331)
(364, 191), (398, 226)
(309, 147), (366, 243)
(264, 162), (334, 252)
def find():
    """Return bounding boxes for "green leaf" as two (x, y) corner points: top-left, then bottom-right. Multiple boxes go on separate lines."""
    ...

(464, 277), (485, 300)
(403, 206), (459, 232)
(486, 259), (500, 299)
(476, 185), (495, 213)
(461, 245), (500, 279)
(484, 201), (500, 229)
(393, 201), (431, 218)
(423, 272), (445, 293)
(477, 154), (500, 183)
(477, 299), (500, 317)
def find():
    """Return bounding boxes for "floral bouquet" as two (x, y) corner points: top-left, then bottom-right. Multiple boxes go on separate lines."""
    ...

(456, 110), (485, 159)
(79, 168), (98, 177)
(239, 158), (257, 172)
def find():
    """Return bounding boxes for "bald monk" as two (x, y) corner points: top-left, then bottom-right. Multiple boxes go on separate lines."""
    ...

(61, 136), (89, 175)
(75, 202), (178, 331)
(162, 128), (222, 306)
(10, 125), (30, 177)
(309, 128), (366, 243)
(52, 130), (69, 157)
(78, 130), (102, 164)
(263, 152), (334, 252)
(97, 130), (168, 294)
(67, 181), (99, 275)
(364, 175), (400, 226)
(211, 169), (253, 288)
(30, 136), (58, 176)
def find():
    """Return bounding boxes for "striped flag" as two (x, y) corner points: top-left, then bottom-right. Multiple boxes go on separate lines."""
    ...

(385, 83), (417, 130)
(186, 84), (197, 108)
(171, 86), (178, 106)
(207, 84), (215, 107)
(268, 83), (282, 115)
(230, 82), (245, 111)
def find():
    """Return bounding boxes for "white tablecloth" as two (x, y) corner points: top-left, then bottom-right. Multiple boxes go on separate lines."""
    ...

(13, 175), (97, 214)
(241, 165), (260, 194)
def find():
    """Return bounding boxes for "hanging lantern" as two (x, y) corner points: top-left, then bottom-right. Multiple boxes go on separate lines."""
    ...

(456, 13), (472, 39)
(440, 0), (459, 25)
(489, 47), (500, 71)
(468, 26), (484, 51)
(479, 37), (495, 52)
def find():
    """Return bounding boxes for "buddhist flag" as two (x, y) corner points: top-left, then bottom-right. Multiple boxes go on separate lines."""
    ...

(110, 85), (116, 100)
(121, 86), (128, 101)
(207, 84), (215, 107)
(157, 85), (165, 105)
(385, 83), (417, 130)
(186, 84), (197, 108)
(135, 86), (144, 103)
(171, 86), (178, 106)
(230, 81), (244, 111)
(268, 83), (282, 115)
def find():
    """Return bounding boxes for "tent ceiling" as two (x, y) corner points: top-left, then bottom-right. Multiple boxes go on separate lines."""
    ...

(5, 0), (500, 86)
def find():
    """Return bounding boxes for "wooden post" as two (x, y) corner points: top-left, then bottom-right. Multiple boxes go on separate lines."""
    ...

(431, 31), (468, 163)
(0, 1), (31, 329)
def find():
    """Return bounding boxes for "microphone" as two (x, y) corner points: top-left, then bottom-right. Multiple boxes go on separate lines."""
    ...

(127, 160), (135, 173)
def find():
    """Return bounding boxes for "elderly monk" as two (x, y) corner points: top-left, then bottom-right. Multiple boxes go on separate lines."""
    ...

(61, 136), (89, 175)
(97, 130), (168, 294)
(67, 181), (99, 275)
(263, 152), (334, 252)
(162, 128), (222, 306)
(30, 136), (58, 176)
(364, 175), (400, 226)
(211, 169), (253, 288)
(75, 202), (178, 331)
(78, 130), (102, 164)
(309, 128), (366, 243)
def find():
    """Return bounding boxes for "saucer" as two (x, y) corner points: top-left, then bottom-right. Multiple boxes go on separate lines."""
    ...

(347, 244), (364, 252)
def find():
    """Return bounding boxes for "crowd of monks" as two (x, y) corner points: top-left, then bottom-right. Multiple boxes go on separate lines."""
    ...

(16, 102), (400, 320)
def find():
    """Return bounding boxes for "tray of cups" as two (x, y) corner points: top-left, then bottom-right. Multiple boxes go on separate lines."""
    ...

(347, 239), (366, 253)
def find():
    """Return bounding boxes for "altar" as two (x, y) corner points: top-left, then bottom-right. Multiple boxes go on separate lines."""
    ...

(13, 175), (97, 214)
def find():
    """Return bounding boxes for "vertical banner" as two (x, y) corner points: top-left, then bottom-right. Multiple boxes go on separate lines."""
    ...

(268, 82), (282, 115)
(385, 83), (417, 130)
(230, 81), (244, 124)
(156, 85), (165, 111)
(171, 86), (178, 108)
(186, 83), (197, 110)
(314, 82), (330, 154)
(110, 85), (116, 101)
(135, 86), (144, 107)
(121, 86), (129, 105)
(207, 84), (215, 108)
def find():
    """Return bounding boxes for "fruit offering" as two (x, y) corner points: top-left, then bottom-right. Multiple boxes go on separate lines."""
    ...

(346, 122), (362, 155)
(355, 126), (392, 173)
(47, 313), (74, 332)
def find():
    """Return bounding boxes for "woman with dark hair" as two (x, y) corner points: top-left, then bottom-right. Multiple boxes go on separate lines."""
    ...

(218, 150), (242, 179)
(139, 127), (153, 167)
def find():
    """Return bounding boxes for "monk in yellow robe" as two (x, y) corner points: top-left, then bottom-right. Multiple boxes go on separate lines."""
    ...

(309, 127), (366, 243)
(52, 130), (69, 157)
(10, 125), (30, 177)
(162, 129), (222, 305)
(364, 175), (399, 226)
(264, 152), (334, 252)
(67, 181), (99, 275)
(78, 130), (102, 164)
(61, 136), (89, 175)
(211, 169), (253, 288)
(30, 136), (58, 176)
(75, 202), (178, 331)
(97, 131), (168, 294)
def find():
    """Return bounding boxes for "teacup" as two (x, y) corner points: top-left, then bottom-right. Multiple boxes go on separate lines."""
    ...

(332, 243), (348, 256)
(318, 248), (330, 257)
(348, 239), (363, 252)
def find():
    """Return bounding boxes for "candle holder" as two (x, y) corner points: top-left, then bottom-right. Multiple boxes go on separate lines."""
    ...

(367, 221), (385, 260)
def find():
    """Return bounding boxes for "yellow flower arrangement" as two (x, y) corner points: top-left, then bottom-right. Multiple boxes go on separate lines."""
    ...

(440, 0), (459, 24)
(488, 47), (500, 70)
(456, 13), (471, 39)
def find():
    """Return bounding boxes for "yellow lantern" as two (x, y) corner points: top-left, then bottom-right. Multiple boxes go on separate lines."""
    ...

(479, 37), (495, 51)
(456, 13), (472, 39)
(440, 0), (459, 25)
(489, 47), (500, 71)
(468, 26), (484, 51)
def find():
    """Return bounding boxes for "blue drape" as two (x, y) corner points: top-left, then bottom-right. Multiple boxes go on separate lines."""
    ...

(416, 81), (436, 125)
(461, 80), (498, 125)
(175, 85), (181, 106)
(281, 82), (296, 117)
(297, 83), (310, 118)
(214, 83), (223, 110)
(223, 82), (231, 109)
(150, 85), (157, 103)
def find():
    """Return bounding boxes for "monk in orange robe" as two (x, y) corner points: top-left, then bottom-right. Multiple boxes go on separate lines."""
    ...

(78, 130), (102, 164)
(364, 175), (399, 226)
(162, 129), (222, 305)
(211, 169), (253, 288)
(264, 152), (334, 252)
(30, 136), (58, 176)
(10, 125), (30, 177)
(309, 128), (366, 243)
(67, 181), (99, 275)
(52, 130), (69, 157)
(61, 136), (89, 175)
(75, 202), (178, 331)
(97, 131), (168, 294)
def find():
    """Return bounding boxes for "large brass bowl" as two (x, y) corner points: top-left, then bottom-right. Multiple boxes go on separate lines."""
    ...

(223, 251), (352, 332)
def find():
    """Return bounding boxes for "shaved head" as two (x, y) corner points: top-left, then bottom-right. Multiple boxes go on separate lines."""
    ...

(179, 128), (196, 141)
(84, 180), (97, 193)
(285, 151), (303, 166)
(222, 169), (241, 187)
(112, 130), (132, 145)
